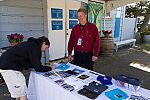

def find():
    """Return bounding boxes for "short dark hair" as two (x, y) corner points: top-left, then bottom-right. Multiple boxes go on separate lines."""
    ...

(38, 36), (50, 47)
(77, 8), (87, 15)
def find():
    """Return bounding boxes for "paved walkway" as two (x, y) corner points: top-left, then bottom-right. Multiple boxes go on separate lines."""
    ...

(0, 44), (150, 99)
(94, 44), (150, 89)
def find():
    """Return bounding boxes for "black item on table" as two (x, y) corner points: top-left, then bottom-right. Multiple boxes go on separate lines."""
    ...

(78, 81), (108, 99)
(65, 70), (78, 75)
(83, 81), (108, 94)
(113, 75), (143, 86)
(78, 88), (100, 99)
(78, 74), (89, 80)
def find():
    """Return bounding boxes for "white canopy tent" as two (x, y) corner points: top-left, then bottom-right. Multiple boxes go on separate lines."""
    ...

(100, 0), (148, 13)
(78, 0), (148, 12)
(78, 0), (148, 29)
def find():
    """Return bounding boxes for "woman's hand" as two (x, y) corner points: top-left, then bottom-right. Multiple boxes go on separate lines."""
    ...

(51, 65), (56, 70)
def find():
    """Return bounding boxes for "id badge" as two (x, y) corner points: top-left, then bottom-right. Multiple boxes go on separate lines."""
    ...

(77, 37), (82, 45)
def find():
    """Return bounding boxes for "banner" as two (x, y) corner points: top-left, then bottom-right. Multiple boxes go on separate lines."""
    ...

(88, 1), (103, 32)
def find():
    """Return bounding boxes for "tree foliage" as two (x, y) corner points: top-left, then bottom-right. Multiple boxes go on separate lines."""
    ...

(125, 1), (150, 32)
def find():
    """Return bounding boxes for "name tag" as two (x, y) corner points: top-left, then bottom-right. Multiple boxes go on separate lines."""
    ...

(77, 37), (82, 45)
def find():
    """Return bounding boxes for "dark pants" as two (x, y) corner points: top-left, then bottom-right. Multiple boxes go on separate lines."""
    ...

(74, 51), (93, 70)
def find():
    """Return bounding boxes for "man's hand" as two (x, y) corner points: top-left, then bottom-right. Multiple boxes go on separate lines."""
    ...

(51, 65), (56, 70)
(68, 55), (72, 62)
(92, 56), (98, 62)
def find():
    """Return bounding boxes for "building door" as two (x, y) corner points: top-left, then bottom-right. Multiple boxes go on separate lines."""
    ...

(65, 0), (81, 56)
(47, 0), (81, 60)
(114, 7), (121, 39)
(47, 0), (66, 60)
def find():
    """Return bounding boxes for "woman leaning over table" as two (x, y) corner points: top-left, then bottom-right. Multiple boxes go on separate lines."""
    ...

(0, 36), (56, 100)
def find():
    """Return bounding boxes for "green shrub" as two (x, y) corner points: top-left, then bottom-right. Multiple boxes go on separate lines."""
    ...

(140, 31), (150, 43)
(142, 31), (150, 35)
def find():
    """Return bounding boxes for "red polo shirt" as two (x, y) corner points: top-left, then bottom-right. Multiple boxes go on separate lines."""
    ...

(68, 22), (100, 57)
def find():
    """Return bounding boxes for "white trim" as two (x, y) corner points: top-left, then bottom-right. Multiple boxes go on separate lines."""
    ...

(43, 0), (49, 64)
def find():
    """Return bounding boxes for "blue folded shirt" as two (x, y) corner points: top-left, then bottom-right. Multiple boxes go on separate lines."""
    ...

(105, 88), (129, 100)
(97, 75), (112, 85)
(56, 63), (70, 70)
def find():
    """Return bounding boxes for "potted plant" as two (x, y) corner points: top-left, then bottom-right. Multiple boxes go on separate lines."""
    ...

(7, 33), (24, 46)
(102, 30), (112, 38)
(141, 31), (150, 43)
(100, 30), (114, 56)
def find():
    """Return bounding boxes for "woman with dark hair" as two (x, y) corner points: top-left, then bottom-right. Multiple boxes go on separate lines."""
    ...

(0, 36), (55, 100)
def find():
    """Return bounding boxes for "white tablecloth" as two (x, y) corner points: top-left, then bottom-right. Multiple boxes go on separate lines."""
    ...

(27, 63), (150, 100)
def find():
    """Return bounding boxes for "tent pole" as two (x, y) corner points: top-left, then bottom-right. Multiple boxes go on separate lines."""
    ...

(103, 10), (106, 30)
(103, 1), (107, 30)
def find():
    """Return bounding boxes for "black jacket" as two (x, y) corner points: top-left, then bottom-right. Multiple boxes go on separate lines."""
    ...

(0, 39), (51, 72)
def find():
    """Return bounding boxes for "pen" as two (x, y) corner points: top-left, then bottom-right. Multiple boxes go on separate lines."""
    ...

(89, 71), (99, 75)
(52, 70), (64, 79)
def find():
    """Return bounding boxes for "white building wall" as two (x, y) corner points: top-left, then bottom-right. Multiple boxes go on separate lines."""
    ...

(101, 18), (115, 37)
(103, 6), (136, 42)
(119, 6), (126, 41)
(102, 6), (132, 42)
(121, 18), (136, 40)
(0, 0), (47, 63)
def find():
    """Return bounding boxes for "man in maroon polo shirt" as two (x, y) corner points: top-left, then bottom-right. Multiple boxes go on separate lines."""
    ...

(68, 8), (100, 70)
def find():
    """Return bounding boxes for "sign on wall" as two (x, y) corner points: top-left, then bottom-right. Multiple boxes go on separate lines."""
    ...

(69, 10), (77, 19)
(51, 8), (63, 19)
(52, 21), (63, 30)
(69, 20), (78, 29)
